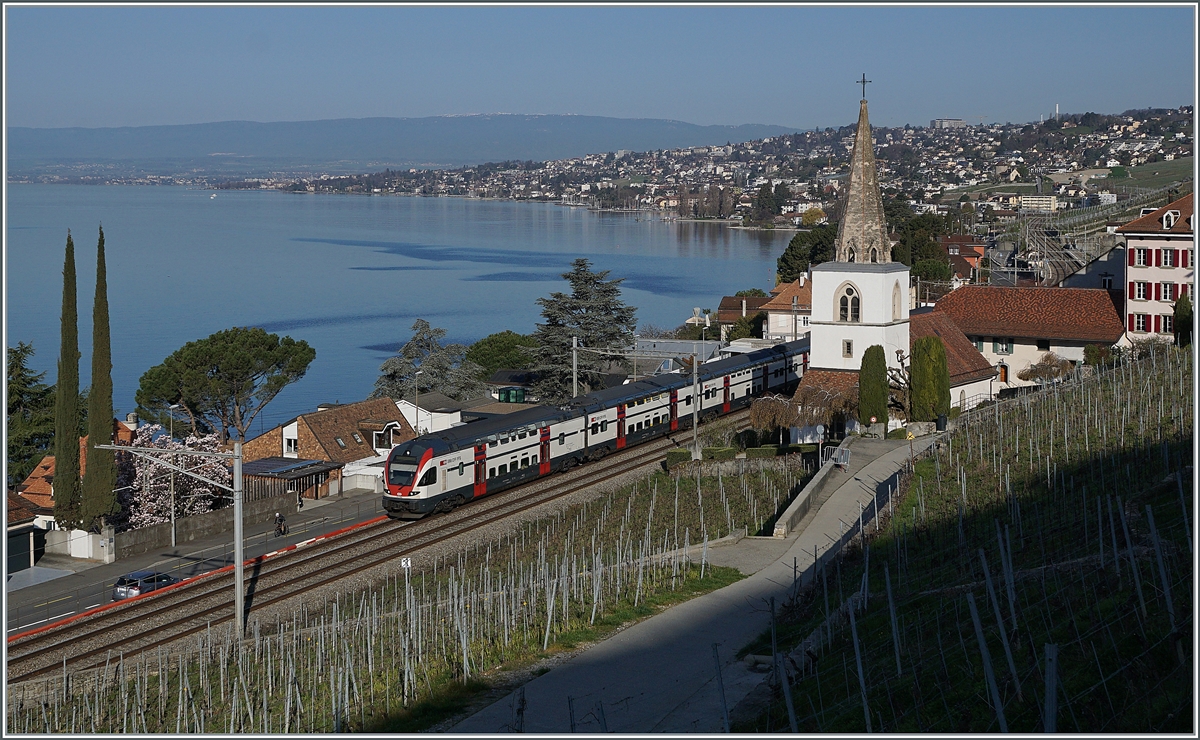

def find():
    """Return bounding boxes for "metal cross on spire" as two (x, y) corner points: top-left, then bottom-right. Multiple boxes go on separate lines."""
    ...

(858, 73), (871, 99)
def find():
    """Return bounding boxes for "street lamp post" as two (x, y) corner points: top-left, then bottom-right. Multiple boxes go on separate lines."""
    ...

(414, 370), (424, 435)
(168, 404), (182, 548)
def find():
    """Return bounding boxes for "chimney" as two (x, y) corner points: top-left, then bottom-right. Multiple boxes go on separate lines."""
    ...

(741, 298), (747, 317)
(123, 412), (139, 430)
(798, 274), (806, 288)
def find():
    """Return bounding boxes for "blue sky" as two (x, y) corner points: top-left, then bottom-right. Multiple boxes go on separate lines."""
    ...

(5, 5), (1195, 130)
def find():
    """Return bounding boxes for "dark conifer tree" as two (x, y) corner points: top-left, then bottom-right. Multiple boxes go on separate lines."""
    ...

(54, 231), (83, 530)
(82, 225), (118, 530)
(910, 336), (950, 422)
(531, 259), (637, 404)
(858, 345), (889, 428)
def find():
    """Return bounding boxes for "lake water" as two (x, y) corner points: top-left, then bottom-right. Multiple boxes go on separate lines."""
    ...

(5, 185), (792, 433)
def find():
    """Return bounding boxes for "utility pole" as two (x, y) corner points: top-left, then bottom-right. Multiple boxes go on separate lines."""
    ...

(692, 348), (700, 459)
(791, 295), (798, 341)
(168, 403), (181, 548)
(233, 441), (244, 634)
(96, 441), (245, 635)
(572, 336), (578, 398)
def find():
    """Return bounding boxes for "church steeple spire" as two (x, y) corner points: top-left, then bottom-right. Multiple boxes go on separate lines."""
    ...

(834, 96), (891, 263)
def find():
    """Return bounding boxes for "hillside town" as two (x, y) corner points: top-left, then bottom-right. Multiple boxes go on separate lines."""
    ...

(211, 106), (1195, 225)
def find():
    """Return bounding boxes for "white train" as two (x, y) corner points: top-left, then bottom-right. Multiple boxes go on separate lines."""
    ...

(382, 339), (808, 518)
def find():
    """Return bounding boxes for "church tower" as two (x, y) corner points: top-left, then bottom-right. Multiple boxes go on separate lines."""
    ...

(809, 87), (910, 373)
(834, 99), (892, 264)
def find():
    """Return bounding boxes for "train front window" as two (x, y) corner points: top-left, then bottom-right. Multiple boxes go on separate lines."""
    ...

(418, 468), (437, 486)
(388, 458), (418, 486)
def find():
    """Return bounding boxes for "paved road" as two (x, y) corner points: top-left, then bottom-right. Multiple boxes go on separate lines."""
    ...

(5, 489), (388, 636)
(450, 434), (935, 733)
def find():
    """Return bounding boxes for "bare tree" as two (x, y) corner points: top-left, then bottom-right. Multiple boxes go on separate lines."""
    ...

(1016, 351), (1073, 386)
(750, 393), (800, 445)
(793, 383), (858, 430)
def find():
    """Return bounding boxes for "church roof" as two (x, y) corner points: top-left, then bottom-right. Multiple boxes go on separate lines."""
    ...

(833, 99), (891, 263)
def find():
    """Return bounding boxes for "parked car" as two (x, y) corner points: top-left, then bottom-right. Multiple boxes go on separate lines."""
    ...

(111, 570), (179, 601)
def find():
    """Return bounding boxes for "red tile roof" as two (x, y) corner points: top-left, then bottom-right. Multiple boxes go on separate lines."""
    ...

(792, 369), (859, 403)
(1116, 193), (1193, 235)
(934, 285), (1125, 344)
(15, 420), (146, 511)
(716, 295), (772, 324)
(297, 397), (416, 465)
(761, 279), (813, 312)
(7, 492), (37, 526)
(910, 310), (997, 387)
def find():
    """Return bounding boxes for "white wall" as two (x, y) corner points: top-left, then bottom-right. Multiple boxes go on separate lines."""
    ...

(395, 400), (460, 434)
(809, 262), (910, 372)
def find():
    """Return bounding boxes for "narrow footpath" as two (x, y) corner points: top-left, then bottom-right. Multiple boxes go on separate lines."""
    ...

(449, 434), (936, 733)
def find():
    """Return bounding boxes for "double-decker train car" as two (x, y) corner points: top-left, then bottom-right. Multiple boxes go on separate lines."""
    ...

(382, 339), (808, 519)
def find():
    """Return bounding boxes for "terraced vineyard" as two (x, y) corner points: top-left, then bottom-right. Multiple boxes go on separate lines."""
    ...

(742, 347), (1193, 733)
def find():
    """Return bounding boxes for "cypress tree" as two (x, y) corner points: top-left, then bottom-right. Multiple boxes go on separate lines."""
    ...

(858, 344), (889, 428)
(54, 231), (83, 530)
(911, 335), (951, 422)
(82, 225), (118, 531)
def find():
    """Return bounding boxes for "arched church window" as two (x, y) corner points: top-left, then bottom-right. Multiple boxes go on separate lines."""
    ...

(848, 249), (856, 263)
(870, 248), (878, 263)
(892, 281), (902, 321)
(837, 285), (861, 323)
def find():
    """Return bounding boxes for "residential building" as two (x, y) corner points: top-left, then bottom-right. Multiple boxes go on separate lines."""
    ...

(7, 492), (39, 573)
(934, 286), (1125, 390)
(484, 370), (540, 404)
(15, 416), (138, 533)
(1019, 194), (1059, 212)
(243, 397), (416, 497)
(716, 294), (771, 327)
(761, 277), (812, 341)
(1116, 193), (1194, 339)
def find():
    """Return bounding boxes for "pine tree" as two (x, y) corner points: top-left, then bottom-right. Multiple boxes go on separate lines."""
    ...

(54, 231), (83, 530)
(82, 226), (118, 531)
(910, 336), (950, 422)
(531, 259), (638, 404)
(858, 345), (889, 428)
(7, 342), (55, 487)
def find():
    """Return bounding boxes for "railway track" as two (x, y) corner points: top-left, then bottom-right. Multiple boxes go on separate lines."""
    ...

(7, 410), (750, 685)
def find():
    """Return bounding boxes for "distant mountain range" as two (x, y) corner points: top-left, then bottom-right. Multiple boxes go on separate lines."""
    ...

(7, 114), (799, 179)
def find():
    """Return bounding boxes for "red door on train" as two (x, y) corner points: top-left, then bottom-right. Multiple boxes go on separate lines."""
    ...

(539, 427), (551, 474)
(616, 404), (627, 449)
(723, 375), (731, 413)
(473, 444), (487, 498)
(669, 390), (679, 431)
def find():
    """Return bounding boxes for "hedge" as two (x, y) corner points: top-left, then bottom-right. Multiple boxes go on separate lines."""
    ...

(703, 447), (737, 461)
(664, 449), (692, 467)
(745, 447), (780, 459)
(745, 444), (818, 458)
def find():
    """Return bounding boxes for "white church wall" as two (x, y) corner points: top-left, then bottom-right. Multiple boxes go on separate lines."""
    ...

(809, 262), (911, 372)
